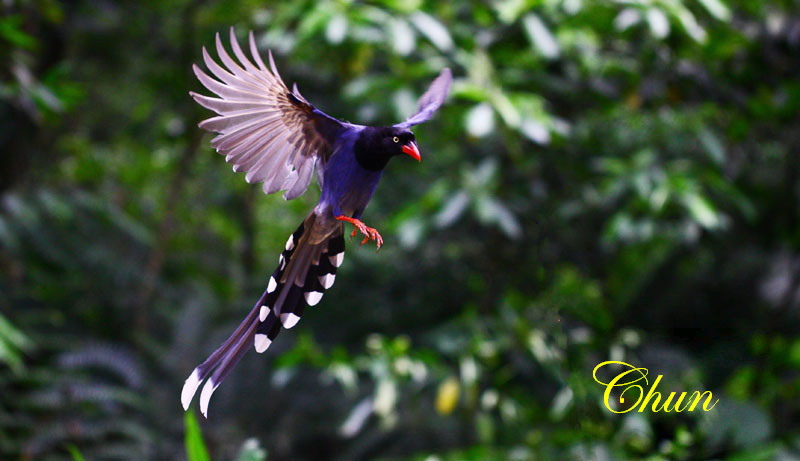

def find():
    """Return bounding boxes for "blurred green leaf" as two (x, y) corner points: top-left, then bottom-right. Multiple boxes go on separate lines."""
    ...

(698, 128), (725, 165)
(0, 313), (32, 374)
(465, 102), (495, 138)
(388, 18), (416, 56)
(325, 13), (348, 44)
(0, 15), (36, 49)
(184, 412), (211, 461)
(523, 14), (560, 59)
(410, 11), (453, 51)
(235, 438), (268, 461)
(67, 445), (87, 461)
(646, 8), (670, 39)
(683, 192), (721, 229)
(696, 0), (731, 21)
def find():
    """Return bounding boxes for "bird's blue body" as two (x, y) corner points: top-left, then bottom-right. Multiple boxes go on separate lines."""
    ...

(318, 126), (382, 221)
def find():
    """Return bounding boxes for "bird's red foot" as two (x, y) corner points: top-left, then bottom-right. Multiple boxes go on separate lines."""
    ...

(335, 215), (384, 250)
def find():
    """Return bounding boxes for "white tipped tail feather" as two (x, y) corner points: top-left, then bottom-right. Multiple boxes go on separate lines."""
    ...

(199, 379), (219, 418)
(254, 333), (272, 353)
(181, 214), (345, 416)
(181, 369), (202, 411)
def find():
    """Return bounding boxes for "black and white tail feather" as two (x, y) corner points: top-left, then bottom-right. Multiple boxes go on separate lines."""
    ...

(181, 214), (345, 417)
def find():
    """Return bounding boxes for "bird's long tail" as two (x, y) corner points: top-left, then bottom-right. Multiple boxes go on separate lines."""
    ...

(181, 213), (345, 417)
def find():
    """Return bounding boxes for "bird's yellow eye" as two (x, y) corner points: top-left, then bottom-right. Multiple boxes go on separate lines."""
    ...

(392, 136), (399, 143)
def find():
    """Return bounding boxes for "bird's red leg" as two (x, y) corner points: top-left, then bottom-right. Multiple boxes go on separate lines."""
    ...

(335, 215), (384, 250)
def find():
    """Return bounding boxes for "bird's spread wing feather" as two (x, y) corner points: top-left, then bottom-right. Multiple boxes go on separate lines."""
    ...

(191, 29), (344, 200)
(395, 68), (453, 128)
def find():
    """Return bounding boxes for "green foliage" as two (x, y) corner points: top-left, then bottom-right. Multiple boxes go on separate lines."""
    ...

(1, 0), (799, 459)
(184, 412), (211, 461)
(66, 445), (88, 461)
(0, 313), (32, 374)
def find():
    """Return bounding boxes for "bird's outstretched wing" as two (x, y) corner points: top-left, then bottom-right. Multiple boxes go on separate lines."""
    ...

(192, 29), (344, 200)
(395, 68), (453, 129)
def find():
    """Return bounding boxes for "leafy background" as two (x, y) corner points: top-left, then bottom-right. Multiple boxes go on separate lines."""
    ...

(2, 0), (799, 460)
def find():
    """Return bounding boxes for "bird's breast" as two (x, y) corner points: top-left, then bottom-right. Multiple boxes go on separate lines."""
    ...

(319, 146), (383, 218)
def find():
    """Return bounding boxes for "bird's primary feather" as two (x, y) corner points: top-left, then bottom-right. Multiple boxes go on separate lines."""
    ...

(395, 68), (453, 128)
(182, 28), (452, 417)
(190, 28), (344, 200)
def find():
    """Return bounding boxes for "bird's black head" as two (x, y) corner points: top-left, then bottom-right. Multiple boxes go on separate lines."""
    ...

(354, 126), (420, 171)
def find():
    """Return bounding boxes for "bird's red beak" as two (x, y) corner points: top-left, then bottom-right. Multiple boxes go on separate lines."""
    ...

(402, 141), (421, 162)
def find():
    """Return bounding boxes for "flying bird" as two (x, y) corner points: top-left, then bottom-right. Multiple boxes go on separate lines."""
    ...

(181, 29), (452, 417)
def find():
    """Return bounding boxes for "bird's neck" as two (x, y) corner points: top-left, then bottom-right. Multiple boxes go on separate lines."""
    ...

(353, 128), (391, 171)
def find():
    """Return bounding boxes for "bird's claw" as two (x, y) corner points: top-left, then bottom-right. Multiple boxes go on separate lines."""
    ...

(337, 215), (383, 250)
(350, 222), (383, 250)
